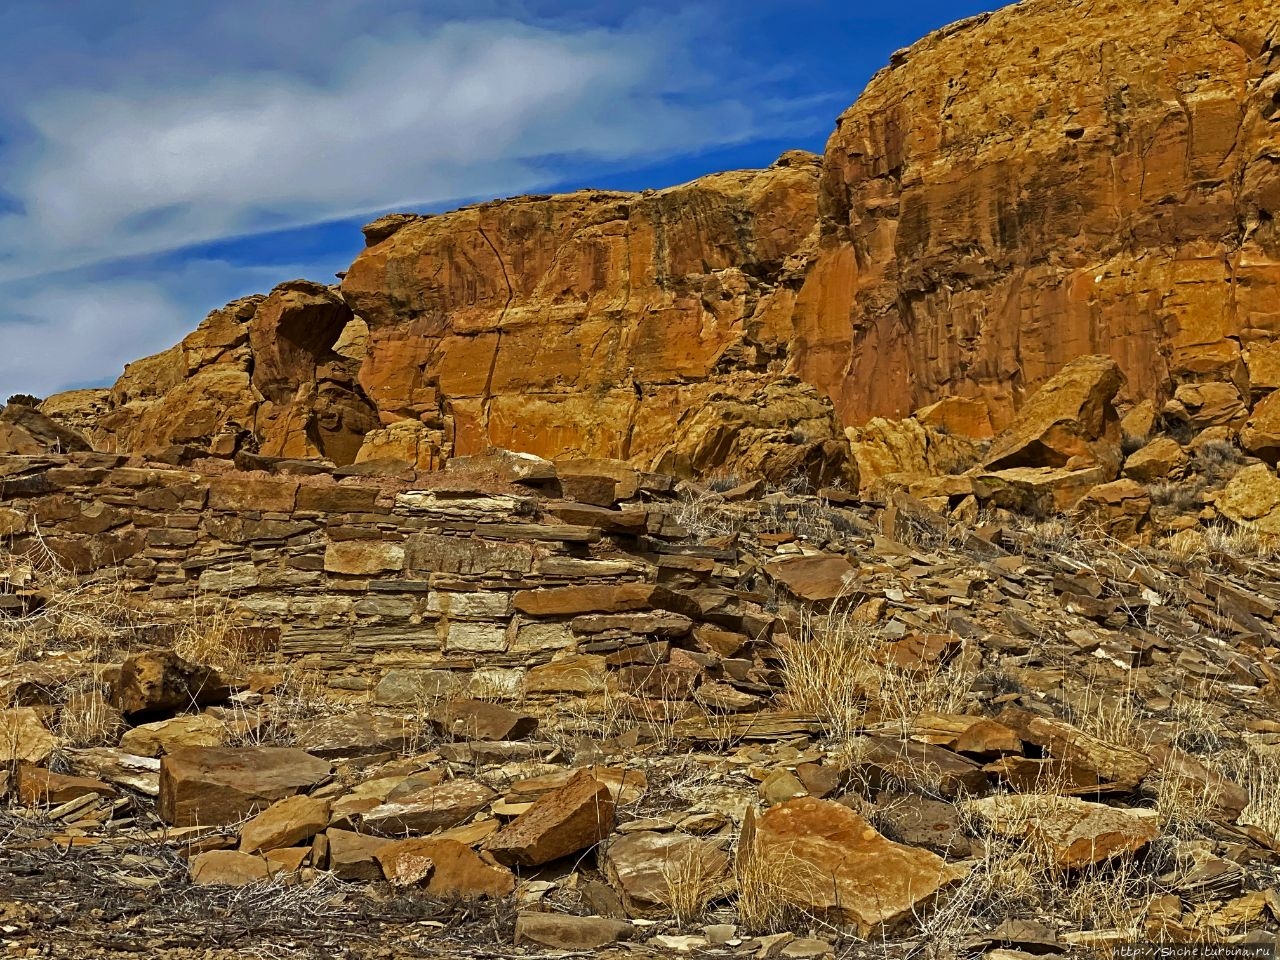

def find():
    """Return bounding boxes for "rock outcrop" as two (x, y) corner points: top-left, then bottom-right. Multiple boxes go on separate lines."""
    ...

(798, 0), (1278, 428)
(35, 0), (1280, 492)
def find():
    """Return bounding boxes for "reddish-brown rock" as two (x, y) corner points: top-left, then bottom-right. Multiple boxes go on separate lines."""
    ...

(755, 797), (967, 936)
(158, 747), (332, 827)
(112, 652), (237, 723)
(375, 838), (514, 898)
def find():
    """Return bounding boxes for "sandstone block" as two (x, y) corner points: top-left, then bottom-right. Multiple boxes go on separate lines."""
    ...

(488, 770), (615, 867)
(158, 747), (332, 827)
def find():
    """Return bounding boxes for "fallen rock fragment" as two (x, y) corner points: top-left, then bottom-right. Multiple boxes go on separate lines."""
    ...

(376, 838), (514, 898)
(113, 652), (238, 723)
(488, 769), (615, 866)
(361, 778), (495, 835)
(600, 831), (731, 919)
(118, 714), (230, 757)
(325, 828), (392, 881)
(189, 850), (273, 886)
(514, 913), (635, 950)
(754, 797), (967, 936)
(0, 707), (56, 764)
(240, 794), (332, 854)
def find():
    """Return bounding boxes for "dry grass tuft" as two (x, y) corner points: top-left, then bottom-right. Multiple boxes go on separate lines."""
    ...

(732, 808), (827, 934)
(779, 606), (973, 743)
(659, 843), (730, 925)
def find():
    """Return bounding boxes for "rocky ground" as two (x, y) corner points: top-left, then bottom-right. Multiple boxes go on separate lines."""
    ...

(5, 409), (1280, 956)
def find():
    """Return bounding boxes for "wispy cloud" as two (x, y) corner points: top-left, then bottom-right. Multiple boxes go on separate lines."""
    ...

(0, 2), (832, 398)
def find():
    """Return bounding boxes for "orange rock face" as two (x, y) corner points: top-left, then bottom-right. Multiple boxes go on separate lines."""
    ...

(797, 0), (1280, 429)
(41, 0), (1278, 482)
(339, 152), (853, 484)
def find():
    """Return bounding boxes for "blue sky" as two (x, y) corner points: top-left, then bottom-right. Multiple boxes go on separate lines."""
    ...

(0, 0), (1001, 399)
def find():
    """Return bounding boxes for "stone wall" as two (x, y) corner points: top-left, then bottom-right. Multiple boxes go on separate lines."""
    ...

(0, 453), (768, 700)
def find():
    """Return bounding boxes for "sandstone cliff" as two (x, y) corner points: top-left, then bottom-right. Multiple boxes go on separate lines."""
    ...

(40, 0), (1280, 485)
(796, 0), (1279, 427)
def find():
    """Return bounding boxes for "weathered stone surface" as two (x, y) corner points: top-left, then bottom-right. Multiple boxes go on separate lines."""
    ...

(488, 770), (615, 866)
(118, 714), (230, 757)
(240, 794), (332, 854)
(0, 708), (55, 764)
(0, 404), (92, 456)
(292, 713), (413, 759)
(375, 838), (514, 898)
(361, 778), (496, 835)
(1218, 464), (1280, 535)
(996, 709), (1151, 787)
(1123, 438), (1187, 484)
(158, 747), (332, 827)
(15, 764), (115, 807)
(323, 540), (404, 575)
(514, 584), (695, 618)
(600, 831), (730, 919)
(796, 0), (1280, 427)
(426, 699), (537, 743)
(112, 652), (237, 723)
(513, 913), (635, 951)
(189, 850), (272, 886)
(754, 798), (967, 936)
(973, 465), (1110, 515)
(765, 555), (858, 602)
(1074, 479), (1150, 541)
(325, 828), (392, 881)
(966, 794), (1159, 870)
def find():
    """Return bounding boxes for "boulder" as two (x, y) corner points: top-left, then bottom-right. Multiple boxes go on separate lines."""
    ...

(158, 747), (332, 827)
(1074, 479), (1151, 540)
(765, 555), (858, 603)
(15, 764), (115, 807)
(973, 465), (1111, 514)
(753, 797), (967, 936)
(1216, 464), (1280, 535)
(426, 699), (538, 743)
(514, 913), (635, 951)
(0, 404), (92, 454)
(1123, 438), (1187, 484)
(361, 778), (495, 835)
(966, 794), (1159, 870)
(189, 850), (273, 886)
(487, 770), (616, 866)
(995, 709), (1150, 788)
(984, 356), (1123, 472)
(599, 832), (730, 919)
(325, 828), (393, 881)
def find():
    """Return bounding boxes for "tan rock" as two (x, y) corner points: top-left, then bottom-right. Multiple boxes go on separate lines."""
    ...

(376, 838), (514, 898)
(1169, 382), (1248, 431)
(1074, 479), (1151, 540)
(914, 397), (994, 439)
(1123, 438), (1187, 484)
(600, 831), (731, 918)
(984, 356), (1123, 472)
(325, 828), (393, 881)
(513, 913), (634, 951)
(118, 714), (230, 757)
(15, 763), (115, 806)
(0, 404), (93, 455)
(1218, 464), (1280, 535)
(426, 699), (537, 743)
(996, 709), (1150, 788)
(189, 850), (273, 886)
(158, 747), (332, 827)
(355, 418), (441, 470)
(765, 555), (858, 603)
(1242, 391), (1280, 463)
(322, 540), (405, 575)
(488, 770), (615, 866)
(966, 794), (1159, 870)
(754, 798), (967, 936)
(973, 465), (1110, 514)
(0, 707), (56, 764)
(240, 794), (332, 854)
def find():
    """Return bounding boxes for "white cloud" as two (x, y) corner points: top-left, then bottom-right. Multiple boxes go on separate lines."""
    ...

(0, 18), (759, 284)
